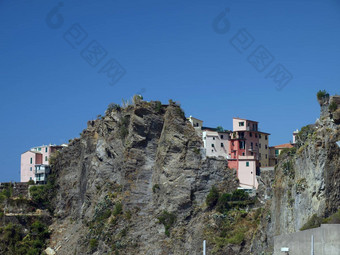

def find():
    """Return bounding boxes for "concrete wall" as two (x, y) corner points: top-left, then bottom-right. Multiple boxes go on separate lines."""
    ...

(274, 224), (340, 255)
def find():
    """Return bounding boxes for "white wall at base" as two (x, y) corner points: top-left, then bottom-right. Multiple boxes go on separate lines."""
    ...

(238, 160), (258, 189)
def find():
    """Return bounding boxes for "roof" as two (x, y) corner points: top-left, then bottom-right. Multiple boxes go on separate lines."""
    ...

(21, 150), (42, 155)
(233, 117), (258, 123)
(272, 143), (293, 149)
(258, 131), (271, 135)
(188, 116), (203, 122)
(202, 127), (231, 133)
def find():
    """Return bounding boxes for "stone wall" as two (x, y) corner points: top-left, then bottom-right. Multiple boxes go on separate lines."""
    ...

(0, 182), (29, 198)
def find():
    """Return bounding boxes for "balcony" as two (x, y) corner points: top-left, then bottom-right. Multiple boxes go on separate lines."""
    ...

(248, 147), (258, 152)
(34, 176), (46, 182)
(35, 165), (50, 175)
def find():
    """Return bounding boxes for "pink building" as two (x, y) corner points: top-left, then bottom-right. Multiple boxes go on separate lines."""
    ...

(228, 118), (270, 189)
(20, 151), (43, 182)
(20, 144), (66, 183)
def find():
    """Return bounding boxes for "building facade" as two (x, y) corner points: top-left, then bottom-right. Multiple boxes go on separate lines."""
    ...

(202, 129), (230, 159)
(269, 143), (294, 166)
(258, 132), (270, 167)
(20, 144), (66, 183)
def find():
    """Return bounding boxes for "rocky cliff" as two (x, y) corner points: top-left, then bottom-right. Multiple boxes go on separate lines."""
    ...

(271, 95), (340, 235)
(48, 100), (239, 254)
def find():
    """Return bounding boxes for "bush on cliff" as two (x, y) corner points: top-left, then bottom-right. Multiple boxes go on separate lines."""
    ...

(206, 186), (219, 209)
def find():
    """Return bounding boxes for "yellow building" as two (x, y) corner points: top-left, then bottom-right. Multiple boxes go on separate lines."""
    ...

(269, 143), (294, 166)
(258, 132), (270, 167)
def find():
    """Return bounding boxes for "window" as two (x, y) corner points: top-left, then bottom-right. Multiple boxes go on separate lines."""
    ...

(251, 152), (254, 155)
(211, 150), (214, 152)
(250, 132), (252, 137)
(251, 142), (253, 148)
(239, 122), (244, 127)
(240, 141), (245, 149)
(30, 177), (32, 180)
(38, 148), (41, 151)
(30, 158), (32, 164)
(45, 147), (48, 152)
(242, 152), (245, 156)
(212, 144), (215, 148)
(255, 133), (257, 138)
(30, 167), (32, 171)
(259, 134), (262, 139)
(45, 156), (48, 161)
(259, 143), (261, 148)
(221, 143), (224, 147)
(259, 153), (261, 159)
(275, 149), (279, 156)
(213, 137), (215, 140)
(256, 143), (258, 147)
(220, 135), (223, 139)
(265, 145), (268, 149)
(246, 162), (249, 167)
(265, 135), (268, 140)
(266, 154), (267, 159)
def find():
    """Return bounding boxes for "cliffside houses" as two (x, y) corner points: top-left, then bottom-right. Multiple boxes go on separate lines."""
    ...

(188, 116), (270, 189)
(20, 144), (66, 183)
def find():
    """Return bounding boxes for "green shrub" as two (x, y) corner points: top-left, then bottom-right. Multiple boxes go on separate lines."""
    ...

(206, 186), (219, 209)
(107, 103), (121, 113)
(231, 189), (249, 201)
(216, 126), (224, 132)
(152, 184), (160, 193)
(157, 211), (176, 237)
(113, 202), (123, 216)
(175, 107), (185, 120)
(193, 148), (200, 155)
(89, 239), (99, 250)
(118, 116), (129, 139)
(0, 221), (50, 254)
(226, 229), (245, 245)
(216, 193), (231, 213)
(154, 101), (162, 113)
(29, 185), (50, 209)
(300, 214), (323, 231)
(329, 101), (338, 112)
(317, 90), (329, 100)
(296, 125), (316, 147)
(323, 209), (340, 224)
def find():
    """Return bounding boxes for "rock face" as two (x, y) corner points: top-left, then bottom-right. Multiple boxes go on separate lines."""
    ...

(271, 107), (340, 236)
(49, 101), (238, 254)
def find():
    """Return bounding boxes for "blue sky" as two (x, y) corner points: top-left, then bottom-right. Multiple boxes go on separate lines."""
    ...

(1, 0), (339, 181)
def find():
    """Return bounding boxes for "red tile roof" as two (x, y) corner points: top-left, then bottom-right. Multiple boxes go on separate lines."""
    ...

(273, 143), (293, 149)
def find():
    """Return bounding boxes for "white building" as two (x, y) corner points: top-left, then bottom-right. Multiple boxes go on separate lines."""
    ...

(202, 129), (230, 159)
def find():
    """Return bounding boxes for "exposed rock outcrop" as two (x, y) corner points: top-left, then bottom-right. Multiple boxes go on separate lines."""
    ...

(49, 101), (238, 254)
(271, 101), (340, 236)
